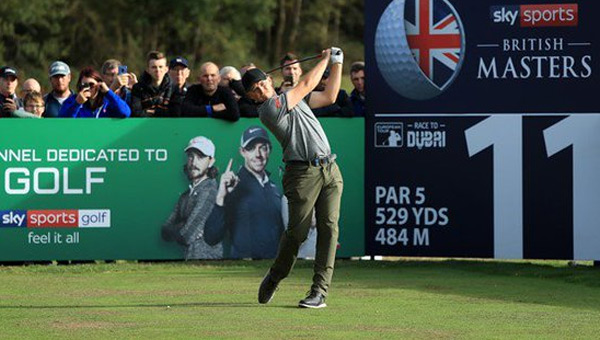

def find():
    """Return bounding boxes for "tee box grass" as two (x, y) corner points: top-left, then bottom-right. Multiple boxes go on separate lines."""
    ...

(1, 259), (599, 339)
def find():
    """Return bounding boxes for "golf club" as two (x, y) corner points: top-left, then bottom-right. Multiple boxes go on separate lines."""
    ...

(265, 49), (342, 74)
(265, 53), (323, 74)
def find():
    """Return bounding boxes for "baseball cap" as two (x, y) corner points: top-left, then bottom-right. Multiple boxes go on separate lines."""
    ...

(242, 68), (267, 92)
(241, 126), (270, 148)
(184, 136), (215, 158)
(169, 57), (189, 69)
(49, 61), (70, 77)
(0, 66), (18, 78)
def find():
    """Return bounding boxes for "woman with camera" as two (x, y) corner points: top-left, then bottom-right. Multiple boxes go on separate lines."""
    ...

(59, 67), (131, 118)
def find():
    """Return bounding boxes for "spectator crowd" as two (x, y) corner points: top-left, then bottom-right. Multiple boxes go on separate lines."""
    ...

(0, 51), (366, 119)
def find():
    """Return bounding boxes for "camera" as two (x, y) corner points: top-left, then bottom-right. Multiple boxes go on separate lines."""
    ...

(79, 82), (95, 91)
(118, 65), (128, 75)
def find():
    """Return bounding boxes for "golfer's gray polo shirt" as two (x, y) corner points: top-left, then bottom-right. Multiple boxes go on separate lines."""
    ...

(258, 92), (331, 162)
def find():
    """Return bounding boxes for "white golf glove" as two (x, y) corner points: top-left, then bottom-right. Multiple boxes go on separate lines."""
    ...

(330, 47), (343, 65)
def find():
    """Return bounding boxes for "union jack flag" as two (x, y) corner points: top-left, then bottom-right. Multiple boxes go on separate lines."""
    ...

(405, 0), (463, 89)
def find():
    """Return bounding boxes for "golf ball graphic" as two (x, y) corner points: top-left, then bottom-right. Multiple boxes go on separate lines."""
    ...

(375, 0), (465, 100)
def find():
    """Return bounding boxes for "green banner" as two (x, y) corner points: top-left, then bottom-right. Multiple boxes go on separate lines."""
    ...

(0, 119), (364, 261)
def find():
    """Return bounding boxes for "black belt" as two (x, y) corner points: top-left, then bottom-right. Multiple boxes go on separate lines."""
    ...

(286, 154), (337, 167)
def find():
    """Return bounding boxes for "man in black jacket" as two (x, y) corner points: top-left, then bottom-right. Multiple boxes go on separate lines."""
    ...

(168, 56), (191, 116)
(131, 51), (173, 117)
(181, 62), (239, 121)
(0, 66), (22, 118)
(349, 61), (366, 117)
(312, 67), (354, 117)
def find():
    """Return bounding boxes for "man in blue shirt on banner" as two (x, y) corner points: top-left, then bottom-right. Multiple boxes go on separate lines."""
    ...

(204, 126), (284, 259)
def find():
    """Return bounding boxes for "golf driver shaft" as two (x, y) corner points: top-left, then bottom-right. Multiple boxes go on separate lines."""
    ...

(266, 53), (322, 74)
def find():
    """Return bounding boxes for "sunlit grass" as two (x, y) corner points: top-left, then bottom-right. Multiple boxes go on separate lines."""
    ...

(1, 259), (599, 339)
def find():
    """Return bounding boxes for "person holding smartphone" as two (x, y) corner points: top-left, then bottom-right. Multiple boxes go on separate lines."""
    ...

(101, 59), (137, 105)
(59, 67), (131, 118)
(275, 52), (303, 95)
(0, 66), (23, 118)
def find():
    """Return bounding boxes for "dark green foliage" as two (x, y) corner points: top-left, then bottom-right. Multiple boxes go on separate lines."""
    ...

(0, 0), (363, 84)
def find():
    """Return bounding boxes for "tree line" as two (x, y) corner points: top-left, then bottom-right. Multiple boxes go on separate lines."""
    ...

(0, 0), (364, 82)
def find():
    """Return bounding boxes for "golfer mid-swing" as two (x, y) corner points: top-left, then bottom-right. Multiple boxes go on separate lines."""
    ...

(241, 47), (344, 308)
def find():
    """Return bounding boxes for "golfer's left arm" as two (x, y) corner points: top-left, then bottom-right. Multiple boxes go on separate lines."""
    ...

(309, 47), (343, 109)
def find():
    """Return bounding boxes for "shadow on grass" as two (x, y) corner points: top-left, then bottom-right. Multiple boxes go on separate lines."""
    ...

(329, 258), (600, 312)
(0, 301), (259, 309)
(180, 258), (600, 287)
(194, 258), (600, 310)
(4, 259), (600, 313)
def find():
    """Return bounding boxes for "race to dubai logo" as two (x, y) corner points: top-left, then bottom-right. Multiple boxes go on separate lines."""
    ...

(375, 0), (466, 100)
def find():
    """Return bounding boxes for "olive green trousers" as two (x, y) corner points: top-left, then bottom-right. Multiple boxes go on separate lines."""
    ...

(270, 161), (343, 296)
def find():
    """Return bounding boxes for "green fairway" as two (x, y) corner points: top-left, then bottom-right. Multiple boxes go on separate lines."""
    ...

(1, 259), (599, 339)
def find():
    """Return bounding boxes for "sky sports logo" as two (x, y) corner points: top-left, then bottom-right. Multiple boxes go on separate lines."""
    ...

(491, 4), (578, 27)
(0, 209), (111, 228)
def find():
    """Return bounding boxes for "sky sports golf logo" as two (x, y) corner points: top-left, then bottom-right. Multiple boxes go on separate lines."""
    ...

(0, 209), (111, 228)
(491, 4), (578, 27)
(375, 0), (466, 100)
